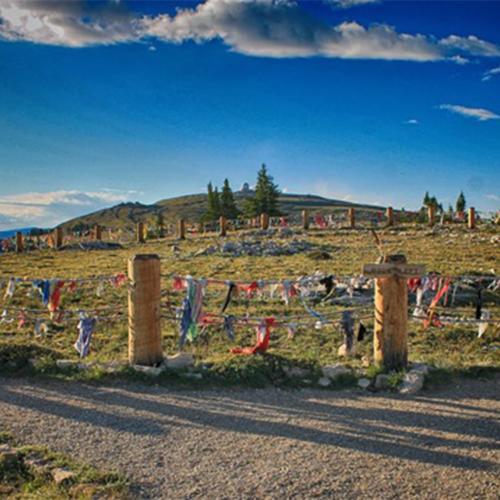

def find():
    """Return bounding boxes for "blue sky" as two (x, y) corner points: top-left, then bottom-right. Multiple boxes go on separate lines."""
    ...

(0, 0), (499, 229)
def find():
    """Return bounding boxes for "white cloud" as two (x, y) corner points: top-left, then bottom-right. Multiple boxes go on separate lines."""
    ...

(148, 45), (157, 51)
(0, 0), (499, 64)
(438, 104), (500, 121)
(482, 66), (500, 82)
(0, 189), (137, 230)
(404, 119), (419, 125)
(328, 0), (380, 9)
(485, 193), (500, 202)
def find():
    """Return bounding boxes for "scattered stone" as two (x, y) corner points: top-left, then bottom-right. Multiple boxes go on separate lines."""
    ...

(164, 353), (194, 370)
(358, 378), (371, 390)
(374, 374), (391, 390)
(283, 366), (311, 378)
(132, 364), (164, 377)
(411, 362), (430, 375)
(337, 344), (356, 358)
(399, 371), (425, 394)
(322, 364), (351, 380)
(361, 355), (371, 368)
(52, 467), (76, 485)
(59, 241), (123, 251)
(318, 377), (331, 387)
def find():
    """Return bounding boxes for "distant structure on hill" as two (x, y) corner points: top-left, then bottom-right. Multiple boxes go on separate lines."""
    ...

(240, 182), (251, 193)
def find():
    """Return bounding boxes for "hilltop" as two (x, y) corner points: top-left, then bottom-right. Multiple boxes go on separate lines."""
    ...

(59, 191), (386, 231)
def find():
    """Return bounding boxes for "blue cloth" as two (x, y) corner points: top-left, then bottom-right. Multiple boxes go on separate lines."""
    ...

(74, 317), (96, 358)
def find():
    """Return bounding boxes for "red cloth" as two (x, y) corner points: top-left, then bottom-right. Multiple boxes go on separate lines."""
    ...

(424, 279), (450, 328)
(49, 281), (65, 312)
(242, 281), (259, 298)
(279, 217), (288, 227)
(314, 214), (327, 228)
(113, 272), (127, 287)
(231, 318), (275, 355)
(173, 277), (185, 290)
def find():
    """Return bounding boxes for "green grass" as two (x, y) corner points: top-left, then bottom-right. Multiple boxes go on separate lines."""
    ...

(0, 431), (129, 498)
(1, 223), (499, 387)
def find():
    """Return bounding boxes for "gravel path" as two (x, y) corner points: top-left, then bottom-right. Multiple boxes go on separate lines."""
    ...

(1, 376), (499, 499)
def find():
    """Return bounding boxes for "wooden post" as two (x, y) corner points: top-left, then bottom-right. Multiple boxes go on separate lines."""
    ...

(15, 232), (23, 253)
(363, 256), (425, 371)
(128, 254), (163, 365)
(219, 216), (227, 237)
(54, 227), (63, 249)
(428, 205), (435, 226)
(348, 208), (355, 228)
(386, 207), (394, 226)
(94, 224), (102, 241)
(468, 207), (475, 229)
(178, 219), (186, 240)
(302, 209), (309, 230)
(137, 222), (145, 243)
(260, 213), (269, 230)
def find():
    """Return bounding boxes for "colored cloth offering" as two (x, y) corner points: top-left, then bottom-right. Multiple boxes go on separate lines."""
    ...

(231, 318), (275, 355)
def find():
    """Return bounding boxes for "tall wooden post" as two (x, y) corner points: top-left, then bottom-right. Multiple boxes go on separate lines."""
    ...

(468, 207), (475, 229)
(348, 208), (355, 228)
(94, 224), (102, 241)
(261, 213), (269, 230)
(54, 227), (63, 249)
(15, 232), (23, 253)
(128, 254), (163, 366)
(428, 206), (435, 227)
(178, 219), (186, 240)
(219, 216), (227, 237)
(364, 256), (425, 371)
(302, 209), (309, 230)
(386, 207), (394, 226)
(137, 222), (145, 243)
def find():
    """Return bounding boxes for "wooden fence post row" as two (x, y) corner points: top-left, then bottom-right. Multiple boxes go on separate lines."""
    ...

(348, 208), (355, 229)
(468, 207), (475, 229)
(177, 219), (186, 240)
(137, 222), (145, 243)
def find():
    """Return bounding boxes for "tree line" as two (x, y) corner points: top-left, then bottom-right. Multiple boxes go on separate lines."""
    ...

(203, 164), (280, 222)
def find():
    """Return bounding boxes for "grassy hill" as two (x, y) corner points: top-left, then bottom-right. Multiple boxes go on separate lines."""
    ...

(59, 191), (387, 231)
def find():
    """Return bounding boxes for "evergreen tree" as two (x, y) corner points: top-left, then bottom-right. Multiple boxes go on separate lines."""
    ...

(205, 181), (222, 221)
(220, 178), (239, 219)
(456, 191), (466, 213)
(156, 212), (165, 237)
(423, 191), (431, 207)
(246, 164), (280, 216)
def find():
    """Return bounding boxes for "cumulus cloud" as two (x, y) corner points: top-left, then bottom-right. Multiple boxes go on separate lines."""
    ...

(0, 0), (141, 47)
(482, 66), (500, 82)
(404, 119), (419, 125)
(0, 189), (137, 229)
(0, 0), (499, 64)
(438, 104), (500, 121)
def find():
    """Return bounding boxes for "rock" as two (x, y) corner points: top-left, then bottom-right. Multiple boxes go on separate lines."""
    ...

(399, 371), (425, 394)
(374, 374), (391, 390)
(98, 361), (126, 374)
(318, 377), (331, 387)
(132, 364), (164, 377)
(361, 355), (371, 368)
(284, 366), (311, 378)
(322, 364), (352, 380)
(52, 468), (76, 485)
(411, 362), (430, 375)
(164, 353), (194, 370)
(337, 344), (356, 358)
(358, 378), (371, 390)
(56, 360), (79, 369)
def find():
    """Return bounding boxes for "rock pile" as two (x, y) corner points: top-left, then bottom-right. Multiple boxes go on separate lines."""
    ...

(194, 238), (316, 257)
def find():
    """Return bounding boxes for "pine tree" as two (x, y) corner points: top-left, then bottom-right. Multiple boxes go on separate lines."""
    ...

(205, 181), (221, 221)
(220, 178), (239, 219)
(246, 164), (280, 216)
(456, 191), (466, 213)
(423, 191), (431, 207)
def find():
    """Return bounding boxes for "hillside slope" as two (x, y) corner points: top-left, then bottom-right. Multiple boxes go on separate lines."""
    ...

(59, 191), (386, 231)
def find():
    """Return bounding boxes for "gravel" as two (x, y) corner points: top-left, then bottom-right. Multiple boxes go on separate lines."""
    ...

(1, 376), (499, 499)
